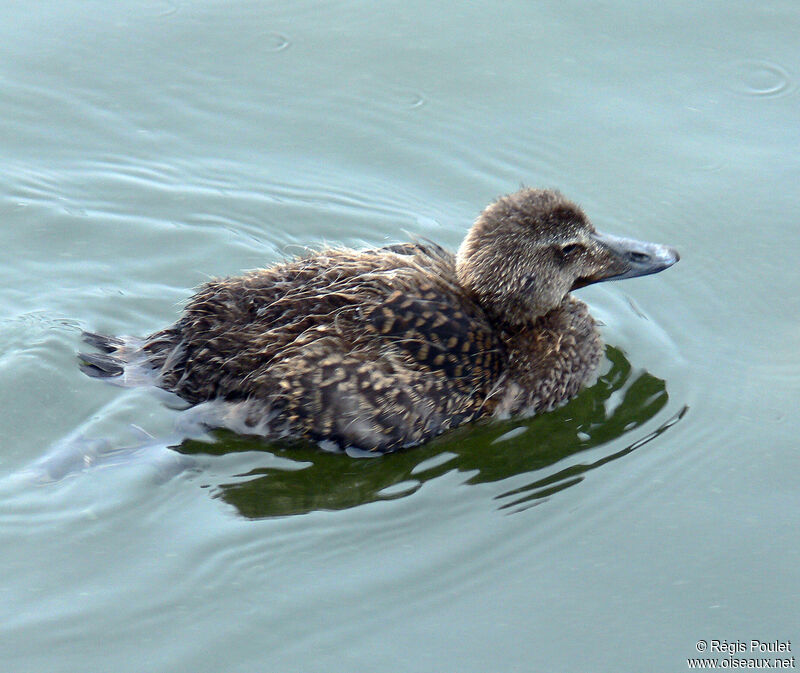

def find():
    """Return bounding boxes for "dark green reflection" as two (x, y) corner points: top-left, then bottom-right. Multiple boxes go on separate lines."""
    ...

(175, 347), (686, 519)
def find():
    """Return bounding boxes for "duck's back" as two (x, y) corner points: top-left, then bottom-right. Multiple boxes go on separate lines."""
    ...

(130, 243), (505, 451)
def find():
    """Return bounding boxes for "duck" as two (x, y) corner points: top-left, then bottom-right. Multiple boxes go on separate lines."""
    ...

(79, 188), (679, 453)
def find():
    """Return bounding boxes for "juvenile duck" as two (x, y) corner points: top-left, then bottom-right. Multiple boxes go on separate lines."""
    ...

(80, 188), (678, 453)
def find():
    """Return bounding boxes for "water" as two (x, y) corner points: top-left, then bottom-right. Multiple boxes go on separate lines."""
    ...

(1, 1), (798, 671)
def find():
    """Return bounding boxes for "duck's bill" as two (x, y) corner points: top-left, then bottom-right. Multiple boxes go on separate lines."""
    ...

(572, 231), (680, 290)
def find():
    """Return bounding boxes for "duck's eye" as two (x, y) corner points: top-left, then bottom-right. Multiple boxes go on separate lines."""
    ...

(560, 243), (583, 258)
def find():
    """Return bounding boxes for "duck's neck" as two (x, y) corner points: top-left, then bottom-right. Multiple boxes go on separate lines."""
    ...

(490, 296), (604, 418)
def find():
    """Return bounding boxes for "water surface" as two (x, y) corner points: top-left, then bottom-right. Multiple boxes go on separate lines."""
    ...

(1, 1), (798, 671)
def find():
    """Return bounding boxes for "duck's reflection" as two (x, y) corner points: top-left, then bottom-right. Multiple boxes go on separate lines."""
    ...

(174, 346), (687, 519)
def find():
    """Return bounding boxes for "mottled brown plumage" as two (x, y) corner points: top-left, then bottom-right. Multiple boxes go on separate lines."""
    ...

(80, 188), (678, 453)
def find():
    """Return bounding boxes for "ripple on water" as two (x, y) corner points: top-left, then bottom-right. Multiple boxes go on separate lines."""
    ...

(254, 31), (290, 53)
(155, 0), (180, 17)
(727, 58), (796, 98)
(382, 86), (426, 110)
(0, 311), (79, 366)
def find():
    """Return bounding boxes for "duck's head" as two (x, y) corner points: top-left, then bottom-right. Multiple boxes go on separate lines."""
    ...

(456, 188), (679, 325)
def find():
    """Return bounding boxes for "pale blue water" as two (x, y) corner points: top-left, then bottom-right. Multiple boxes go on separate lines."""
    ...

(1, 1), (798, 671)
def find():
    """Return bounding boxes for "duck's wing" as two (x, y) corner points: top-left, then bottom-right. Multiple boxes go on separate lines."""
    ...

(131, 246), (459, 398)
(212, 283), (506, 453)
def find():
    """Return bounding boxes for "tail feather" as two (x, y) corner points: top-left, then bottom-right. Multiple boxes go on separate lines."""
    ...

(82, 331), (125, 354)
(78, 352), (125, 378)
(79, 331), (158, 387)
